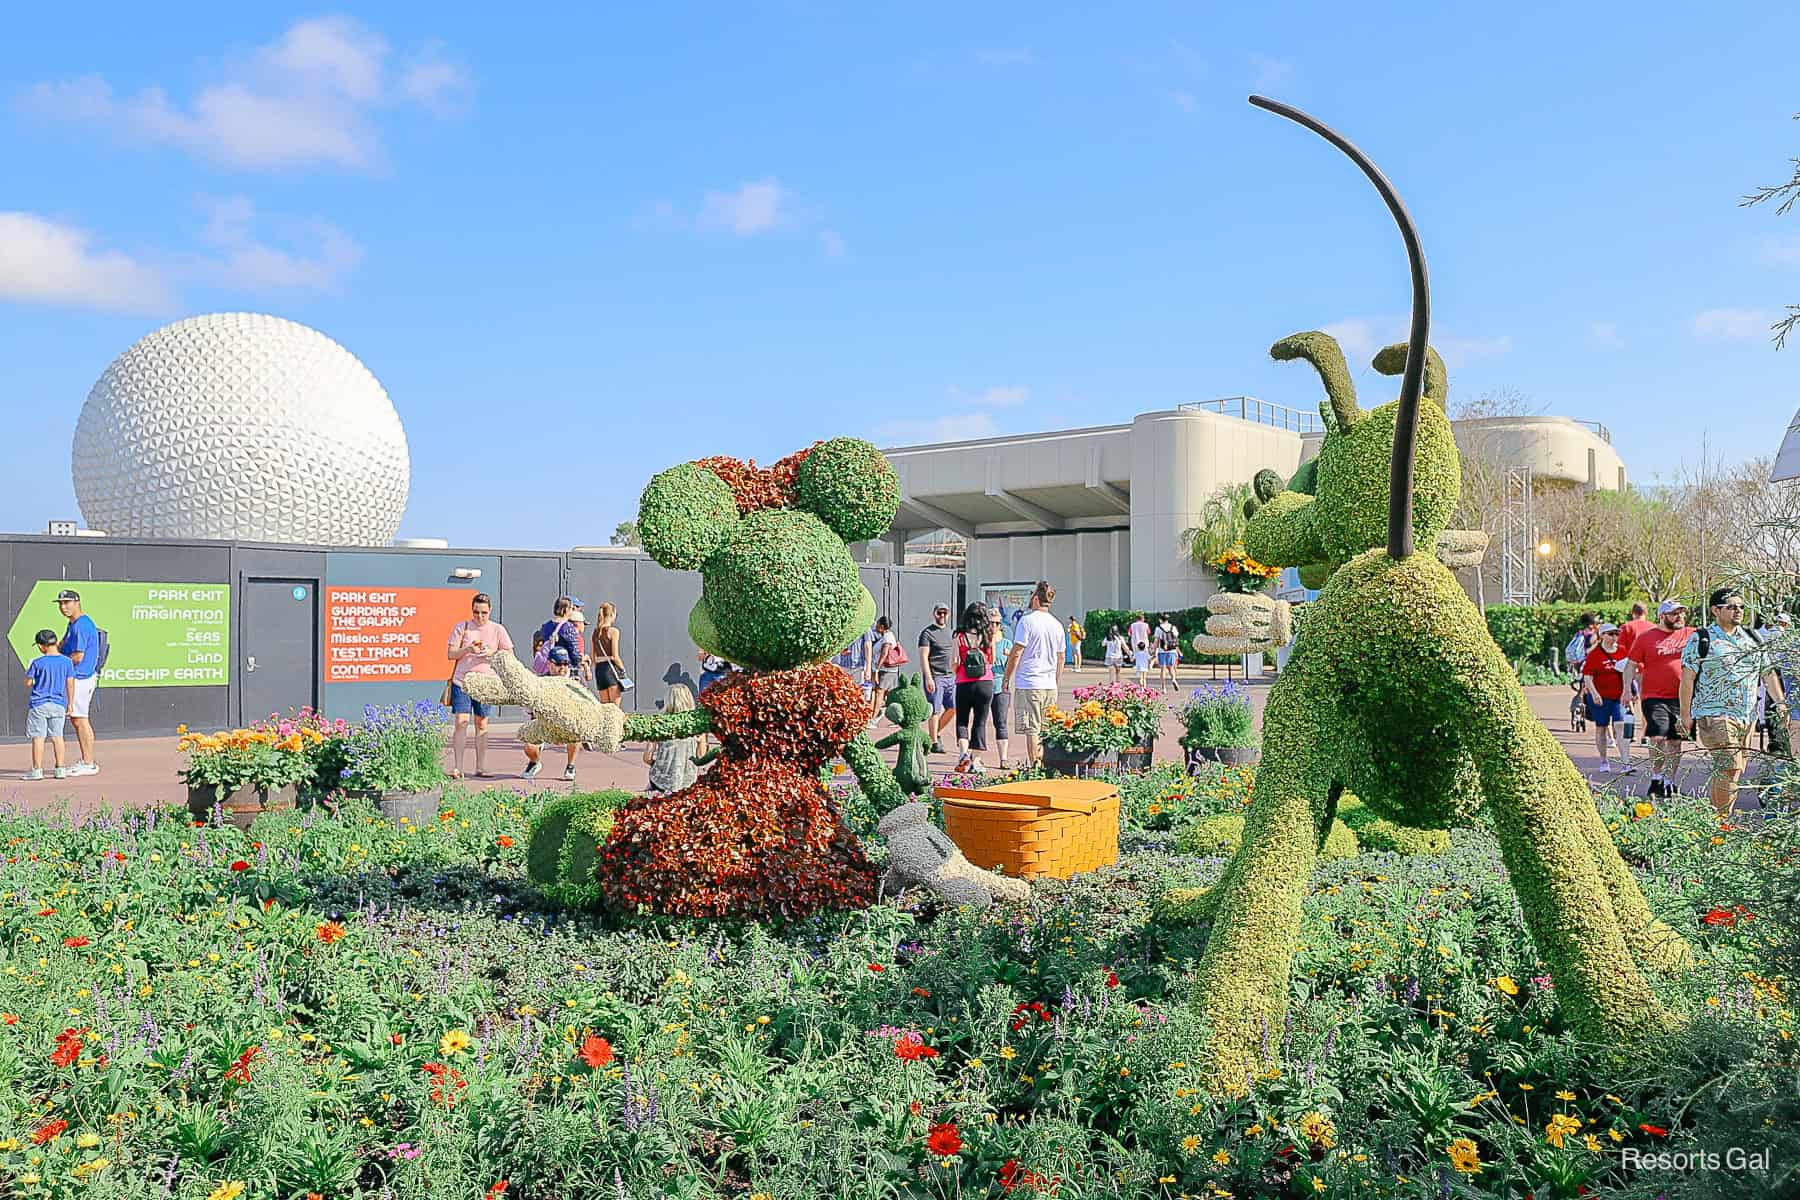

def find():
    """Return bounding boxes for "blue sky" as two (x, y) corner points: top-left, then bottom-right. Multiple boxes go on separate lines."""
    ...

(2, 3), (1797, 549)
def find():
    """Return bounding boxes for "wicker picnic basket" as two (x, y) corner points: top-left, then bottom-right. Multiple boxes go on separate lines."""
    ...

(935, 779), (1120, 880)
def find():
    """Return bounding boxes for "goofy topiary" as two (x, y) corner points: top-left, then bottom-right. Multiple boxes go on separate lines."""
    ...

(1184, 96), (1692, 1095)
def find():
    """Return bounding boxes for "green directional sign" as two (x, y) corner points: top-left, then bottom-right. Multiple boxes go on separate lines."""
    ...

(7, 581), (232, 688)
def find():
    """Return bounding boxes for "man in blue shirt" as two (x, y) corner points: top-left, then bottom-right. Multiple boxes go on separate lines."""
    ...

(56, 589), (101, 776)
(1681, 587), (1787, 820)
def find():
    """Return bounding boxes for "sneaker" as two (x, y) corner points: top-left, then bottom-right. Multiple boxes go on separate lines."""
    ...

(1648, 779), (1663, 799)
(22, 769), (43, 781)
(561, 765), (577, 782)
(929, 742), (946, 756)
(1597, 763), (1611, 774)
(953, 755), (972, 773)
(522, 760), (542, 780)
(71, 762), (98, 777)
(52, 768), (68, 779)
(970, 759), (987, 775)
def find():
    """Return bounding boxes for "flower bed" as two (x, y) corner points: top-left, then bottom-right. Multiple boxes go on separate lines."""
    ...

(339, 701), (451, 796)
(1070, 681), (1166, 745)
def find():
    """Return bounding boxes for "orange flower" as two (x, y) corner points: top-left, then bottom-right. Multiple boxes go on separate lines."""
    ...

(316, 921), (347, 944)
(495, 835), (515, 849)
(577, 1034), (614, 1068)
(31, 1117), (68, 1144)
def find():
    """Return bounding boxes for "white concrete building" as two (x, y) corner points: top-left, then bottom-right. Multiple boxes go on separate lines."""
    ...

(881, 399), (1626, 620)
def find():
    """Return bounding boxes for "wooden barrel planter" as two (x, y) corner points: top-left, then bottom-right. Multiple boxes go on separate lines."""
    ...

(936, 779), (1121, 880)
(343, 789), (444, 826)
(1115, 735), (1156, 773)
(1041, 744), (1116, 778)
(187, 783), (298, 831)
(1185, 745), (1260, 773)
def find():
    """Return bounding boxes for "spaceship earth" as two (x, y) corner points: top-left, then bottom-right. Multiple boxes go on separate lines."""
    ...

(72, 312), (410, 545)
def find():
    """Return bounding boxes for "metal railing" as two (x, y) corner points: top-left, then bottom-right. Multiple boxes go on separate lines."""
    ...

(1182, 396), (1322, 435)
(1573, 419), (1612, 444)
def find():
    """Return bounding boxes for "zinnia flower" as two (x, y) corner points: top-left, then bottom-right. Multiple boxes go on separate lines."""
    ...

(316, 921), (347, 944)
(1447, 1137), (1481, 1174)
(894, 1035), (939, 1062)
(229, 861), (249, 872)
(207, 1183), (247, 1200)
(577, 1034), (613, 1068)
(925, 1121), (962, 1156)
(1493, 975), (1519, 996)
(31, 1118), (67, 1144)
(495, 835), (515, 848)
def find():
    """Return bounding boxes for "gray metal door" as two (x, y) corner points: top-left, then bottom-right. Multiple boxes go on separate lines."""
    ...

(241, 579), (319, 722)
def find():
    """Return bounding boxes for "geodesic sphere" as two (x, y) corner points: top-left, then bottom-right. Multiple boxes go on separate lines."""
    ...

(72, 312), (409, 545)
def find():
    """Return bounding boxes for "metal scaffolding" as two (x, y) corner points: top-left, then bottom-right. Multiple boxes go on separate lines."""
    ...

(1498, 466), (1536, 605)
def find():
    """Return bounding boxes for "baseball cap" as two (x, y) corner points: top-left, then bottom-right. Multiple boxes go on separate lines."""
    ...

(548, 646), (571, 666)
(1779, 613), (1794, 626)
(33, 628), (58, 647)
(567, 596), (585, 608)
(1656, 599), (1685, 616)
(1597, 622), (1619, 634)
(54, 589), (80, 603)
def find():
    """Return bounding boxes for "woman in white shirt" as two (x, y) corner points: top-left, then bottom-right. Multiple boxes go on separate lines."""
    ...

(869, 615), (901, 721)
(1103, 624), (1127, 683)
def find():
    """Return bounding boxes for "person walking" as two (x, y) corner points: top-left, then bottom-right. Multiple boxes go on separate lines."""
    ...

(446, 592), (513, 779)
(1103, 624), (1127, 683)
(1617, 602), (1654, 743)
(1580, 623), (1632, 775)
(591, 602), (626, 705)
(55, 589), (101, 776)
(1622, 600), (1694, 800)
(870, 616), (903, 718)
(643, 683), (701, 794)
(22, 629), (72, 781)
(1067, 617), (1086, 670)
(1154, 613), (1182, 692)
(952, 603), (995, 774)
(988, 607), (1015, 768)
(1682, 588), (1788, 821)
(536, 597), (585, 678)
(521, 647), (582, 783)
(1002, 581), (1066, 768)
(918, 604), (957, 754)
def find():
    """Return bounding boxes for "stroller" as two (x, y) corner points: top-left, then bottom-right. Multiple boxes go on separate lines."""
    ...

(1569, 677), (1587, 733)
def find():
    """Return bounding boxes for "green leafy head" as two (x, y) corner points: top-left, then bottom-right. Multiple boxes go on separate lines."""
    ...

(882, 674), (930, 727)
(637, 437), (899, 671)
(1243, 333), (1459, 571)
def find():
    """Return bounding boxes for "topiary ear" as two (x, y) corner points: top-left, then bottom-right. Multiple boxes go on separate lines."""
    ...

(638, 463), (740, 570)
(794, 437), (900, 543)
(1371, 342), (1447, 408)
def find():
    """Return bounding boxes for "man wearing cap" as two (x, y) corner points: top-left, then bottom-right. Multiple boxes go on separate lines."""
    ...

(918, 604), (956, 755)
(1580, 622), (1633, 774)
(55, 590), (102, 776)
(1621, 599), (1694, 799)
(1681, 588), (1787, 820)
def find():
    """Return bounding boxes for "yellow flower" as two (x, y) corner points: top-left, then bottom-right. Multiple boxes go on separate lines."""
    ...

(1545, 1113), (1582, 1148)
(1494, 975), (1519, 996)
(1632, 801), (1655, 819)
(438, 1029), (472, 1056)
(1297, 1110), (1336, 1149)
(207, 1184), (247, 1200)
(1447, 1137), (1481, 1175)
(1584, 1134), (1602, 1152)
(1556, 1090), (1576, 1101)
(999, 1045), (1017, 1060)
(75, 1132), (101, 1149)
(1212, 1148), (1230, 1165)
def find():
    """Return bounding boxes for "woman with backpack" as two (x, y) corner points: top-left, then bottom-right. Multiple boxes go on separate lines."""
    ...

(952, 602), (996, 774)
(869, 616), (904, 719)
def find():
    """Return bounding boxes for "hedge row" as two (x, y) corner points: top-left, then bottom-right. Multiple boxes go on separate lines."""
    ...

(1081, 607), (1237, 665)
(1482, 601), (1642, 664)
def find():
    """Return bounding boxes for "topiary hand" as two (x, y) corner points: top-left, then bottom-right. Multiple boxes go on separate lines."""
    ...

(461, 651), (626, 751)
(1191, 592), (1293, 655)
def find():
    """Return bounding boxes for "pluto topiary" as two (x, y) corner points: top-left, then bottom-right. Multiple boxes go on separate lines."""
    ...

(1185, 95), (1692, 1095)
(1333, 792), (1450, 856)
(526, 790), (631, 909)
(1177, 810), (1358, 860)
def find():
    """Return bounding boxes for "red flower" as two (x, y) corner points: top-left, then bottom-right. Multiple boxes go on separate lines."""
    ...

(868, 963), (885, 973)
(316, 921), (347, 944)
(31, 1117), (68, 1144)
(1105, 970), (1120, 988)
(926, 1121), (962, 1157)
(37, 907), (55, 916)
(1639, 1123), (1669, 1137)
(229, 860), (250, 872)
(62, 936), (89, 949)
(226, 1045), (261, 1083)
(495, 835), (515, 848)
(0, 1013), (17, 1025)
(577, 1034), (614, 1068)
(894, 1036), (939, 1062)
(486, 1185), (510, 1200)
(1700, 908), (1737, 928)
(50, 1027), (86, 1067)
(912, 986), (931, 997)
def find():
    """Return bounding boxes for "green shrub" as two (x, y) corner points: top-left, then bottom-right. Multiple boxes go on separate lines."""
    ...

(1082, 607), (1238, 664)
(526, 790), (632, 908)
(1334, 793), (1450, 856)
(1177, 811), (1358, 860)
(1483, 601), (1641, 664)
(1178, 681), (1258, 749)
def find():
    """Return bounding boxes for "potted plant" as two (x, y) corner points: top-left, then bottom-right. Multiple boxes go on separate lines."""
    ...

(179, 724), (310, 829)
(1179, 681), (1259, 770)
(1038, 699), (1136, 778)
(1071, 681), (1166, 771)
(1209, 541), (1282, 595)
(338, 701), (451, 825)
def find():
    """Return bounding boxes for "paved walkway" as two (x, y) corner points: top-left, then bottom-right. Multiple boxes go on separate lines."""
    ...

(0, 667), (1767, 819)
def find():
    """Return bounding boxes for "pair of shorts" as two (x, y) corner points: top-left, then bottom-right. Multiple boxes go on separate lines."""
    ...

(1015, 688), (1056, 735)
(1157, 650), (1178, 668)
(1695, 716), (1751, 775)
(877, 669), (900, 692)
(928, 675), (956, 713)
(27, 704), (66, 739)
(1642, 697), (1682, 739)
(594, 660), (621, 692)
(448, 682), (493, 719)
(698, 668), (727, 696)
(68, 675), (97, 719)
(1584, 697), (1623, 726)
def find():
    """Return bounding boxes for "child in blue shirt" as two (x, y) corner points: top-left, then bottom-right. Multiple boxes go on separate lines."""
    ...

(24, 630), (73, 781)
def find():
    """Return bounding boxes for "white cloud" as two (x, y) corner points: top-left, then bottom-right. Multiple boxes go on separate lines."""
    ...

(819, 229), (847, 259)
(1320, 318), (1392, 361)
(21, 16), (468, 171)
(1248, 53), (1294, 91)
(1589, 320), (1624, 348)
(1759, 235), (1800, 266)
(198, 196), (361, 290)
(1692, 307), (1775, 341)
(698, 178), (786, 236)
(1436, 335), (1513, 367)
(0, 212), (170, 312)
(950, 385), (1028, 408)
(974, 48), (1036, 66)
(874, 413), (1000, 445)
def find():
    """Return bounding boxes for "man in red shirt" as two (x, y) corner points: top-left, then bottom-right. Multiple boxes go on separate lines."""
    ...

(1616, 602), (1655, 744)
(1621, 600), (1693, 799)
(1581, 623), (1632, 774)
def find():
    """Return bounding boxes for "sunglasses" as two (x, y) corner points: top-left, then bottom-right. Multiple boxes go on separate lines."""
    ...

(1718, 603), (1744, 611)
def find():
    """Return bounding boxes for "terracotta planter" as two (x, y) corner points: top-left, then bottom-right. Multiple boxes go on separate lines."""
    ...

(1041, 744), (1116, 778)
(1185, 745), (1260, 772)
(187, 782), (298, 831)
